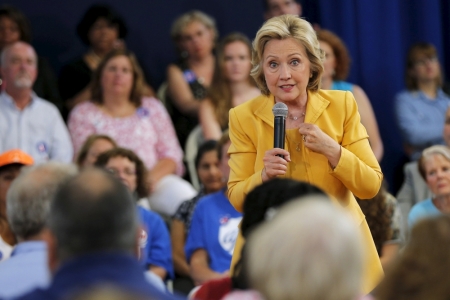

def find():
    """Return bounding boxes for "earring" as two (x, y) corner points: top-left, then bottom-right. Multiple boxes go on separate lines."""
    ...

(309, 73), (313, 78)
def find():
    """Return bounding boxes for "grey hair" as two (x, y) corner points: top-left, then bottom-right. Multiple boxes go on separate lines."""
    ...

(0, 41), (37, 67)
(246, 197), (363, 300)
(6, 162), (78, 240)
(418, 145), (450, 180)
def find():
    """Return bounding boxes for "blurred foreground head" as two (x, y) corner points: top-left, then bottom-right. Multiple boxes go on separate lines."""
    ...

(49, 167), (139, 262)
(245, 197), (363, 300)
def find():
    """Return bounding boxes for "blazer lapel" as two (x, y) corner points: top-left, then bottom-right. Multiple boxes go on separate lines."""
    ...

(305, 90), (330, 124)
(254, 94), (275, 127)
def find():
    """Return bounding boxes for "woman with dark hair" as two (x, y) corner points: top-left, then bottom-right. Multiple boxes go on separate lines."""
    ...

(0, 5), (61, 111)
(69, 49), (196, 216)
(395, 42), (450, 160)
(166, 10), (217, 148)
(95, 147), (173, 283)
(171, 140), (223, 294)
(75, 134), (117, 167)
(316, 29), (383, 161)
(59, 4), (153, 112)
(199, 33), (260, 141)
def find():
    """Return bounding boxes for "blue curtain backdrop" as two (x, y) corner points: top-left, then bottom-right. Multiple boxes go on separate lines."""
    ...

(8, 0), (450, 193)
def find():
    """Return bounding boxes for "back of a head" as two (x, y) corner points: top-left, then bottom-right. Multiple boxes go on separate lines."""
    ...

(6, 162), (78, 240)
(49, 167), (139, 261)
(376, 215), (450, 300)
(246, 197), (363, 300)
(241, 178), (326, 238)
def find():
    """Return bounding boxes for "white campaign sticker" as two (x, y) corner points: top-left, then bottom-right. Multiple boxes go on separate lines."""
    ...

(218, 217), (242, 255)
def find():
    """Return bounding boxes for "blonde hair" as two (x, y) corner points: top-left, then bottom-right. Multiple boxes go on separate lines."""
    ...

(251, 15), (324, 95)
(170, 10), (218, 48)
(208, 32), (256, 129)
(246, 197), (363, 300)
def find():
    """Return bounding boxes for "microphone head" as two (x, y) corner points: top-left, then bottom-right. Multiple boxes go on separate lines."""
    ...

(272, 102), (288, 118)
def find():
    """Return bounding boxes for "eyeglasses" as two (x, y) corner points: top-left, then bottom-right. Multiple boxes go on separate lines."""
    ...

(413, 56), (438, 67)
(106, 168), (137, 177)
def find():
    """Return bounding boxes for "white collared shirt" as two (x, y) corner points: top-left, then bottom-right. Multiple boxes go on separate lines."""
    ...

(0, 91), (73, 163)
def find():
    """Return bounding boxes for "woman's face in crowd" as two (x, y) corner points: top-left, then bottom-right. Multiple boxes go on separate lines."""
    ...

(105, 156), (137, 193)
(88, 18), (119, 52)
(83, 138), (115, 167)
(180, 21), (214, 59)
(319, 40), (336, 81)
(197, 150), (223, 194)
(101, 55), (134, 98)
(424, 154), (450, 197)
(263, 37), (311, 103)
(0, 17), (20, 49)
(411, 53), (440, 83)
(223, 41), (252, 83)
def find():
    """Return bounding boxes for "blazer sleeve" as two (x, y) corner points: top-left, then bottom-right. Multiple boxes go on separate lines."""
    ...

(227, 108), (263, 213)
(329, 91), (383, 199)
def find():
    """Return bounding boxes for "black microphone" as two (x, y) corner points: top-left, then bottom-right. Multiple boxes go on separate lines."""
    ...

(272, 102), (288, 159)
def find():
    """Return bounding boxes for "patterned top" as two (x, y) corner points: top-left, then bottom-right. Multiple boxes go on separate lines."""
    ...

(68, 97), (184, 175)
(173, 190), (205, 234)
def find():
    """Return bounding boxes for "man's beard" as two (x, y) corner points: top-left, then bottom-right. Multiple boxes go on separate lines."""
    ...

(13, 75), (33, 89)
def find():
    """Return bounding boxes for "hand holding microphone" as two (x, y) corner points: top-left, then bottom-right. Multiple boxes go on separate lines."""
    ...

(261, 103), (291, 182)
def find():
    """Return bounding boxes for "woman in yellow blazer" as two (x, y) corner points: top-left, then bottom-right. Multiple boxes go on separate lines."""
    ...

(227, 15), (383, 294)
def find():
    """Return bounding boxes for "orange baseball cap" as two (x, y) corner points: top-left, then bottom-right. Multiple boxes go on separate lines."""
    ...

(0, 149), (34, 168)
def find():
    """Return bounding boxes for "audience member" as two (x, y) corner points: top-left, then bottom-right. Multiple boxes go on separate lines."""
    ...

(75, 134), (117, 167)
(0, 42), (73, 163)
(58, 4), (154, 113)
(356, 183), (402, 270)
(18, 168), (181, 300)
(376, 215), (450, 300)
(171, 140), (223, 294)
(199, 33), (260, 140)
(317, 29), (384, 161)
(395, 42), (450, 160)
(167, 10), (217, 148)
(0, 5), (62, 112)
(0, 149), (33, 261)
(0, 162), (77, 299)
(408, 145), (450, 228)
(192, 178), (326, 300)
(245, 198), (364, 300)
(68, 49), (196, 216)
(95, 147), (174, 282)
(263, 0), (302, 19)
(396, 106), (450, 233)
(185, 131), (241, 286)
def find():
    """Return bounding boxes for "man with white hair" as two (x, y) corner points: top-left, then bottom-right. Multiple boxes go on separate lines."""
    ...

(0, 162), (78, 299)
(0, 41), (72, 163)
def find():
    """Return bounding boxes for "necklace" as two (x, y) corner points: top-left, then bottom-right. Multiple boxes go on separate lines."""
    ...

(288, 112), (306, 120)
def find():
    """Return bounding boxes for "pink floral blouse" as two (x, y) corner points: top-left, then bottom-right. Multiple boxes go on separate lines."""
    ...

(68, 97), (184, 175)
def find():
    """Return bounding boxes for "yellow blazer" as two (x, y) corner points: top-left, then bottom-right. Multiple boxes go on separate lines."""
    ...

(227, 89), (383, 293)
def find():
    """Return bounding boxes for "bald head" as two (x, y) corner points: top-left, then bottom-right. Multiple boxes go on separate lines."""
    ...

(49, 167), (139, 261)
(0, 41), (37, 92)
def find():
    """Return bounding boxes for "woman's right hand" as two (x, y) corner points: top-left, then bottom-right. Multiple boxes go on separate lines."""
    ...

(262, 148), (291, 182)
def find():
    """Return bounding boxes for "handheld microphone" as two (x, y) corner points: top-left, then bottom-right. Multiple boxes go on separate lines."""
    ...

(272, 102), (288, 159)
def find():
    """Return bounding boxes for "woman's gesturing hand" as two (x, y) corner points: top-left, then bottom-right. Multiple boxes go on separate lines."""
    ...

(299, 123), (341, 168)
(262, 148), (291, 182)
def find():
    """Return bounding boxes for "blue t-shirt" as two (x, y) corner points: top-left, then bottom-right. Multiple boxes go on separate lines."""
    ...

(408, 198), (442, 229)
(137, 207), (174, 279)
(331, 80), (354, 92)
(185, 190), (242, 273)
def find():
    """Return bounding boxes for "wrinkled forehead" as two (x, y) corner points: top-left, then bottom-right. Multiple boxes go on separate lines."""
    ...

(2, 42), (37, 65)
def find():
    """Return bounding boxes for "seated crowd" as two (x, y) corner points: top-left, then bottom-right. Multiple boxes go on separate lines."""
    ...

(0, 0), (450, 299)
